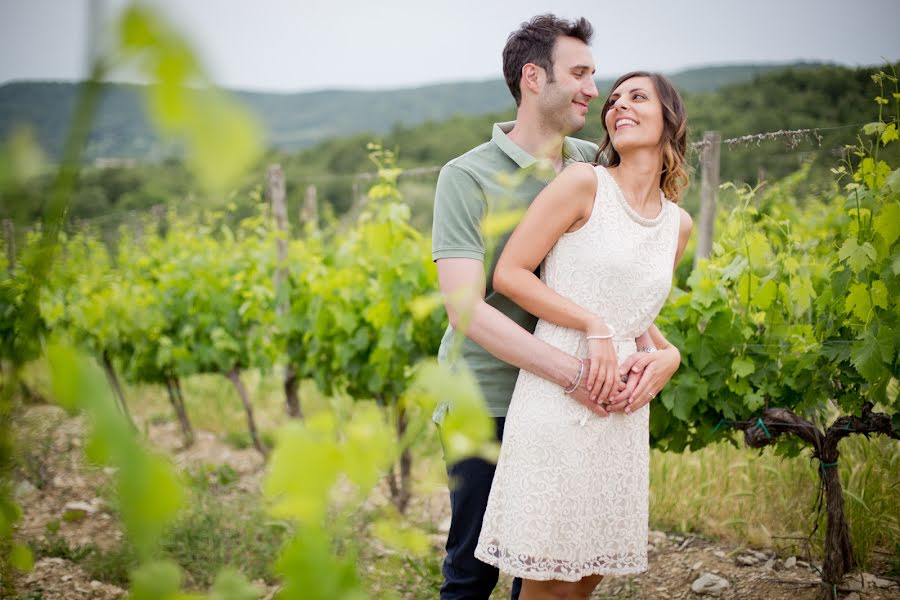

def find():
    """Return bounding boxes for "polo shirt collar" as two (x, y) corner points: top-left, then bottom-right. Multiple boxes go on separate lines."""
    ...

(491, 121), (581, 173)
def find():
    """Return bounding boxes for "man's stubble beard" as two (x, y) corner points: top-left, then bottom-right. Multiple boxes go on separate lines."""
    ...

(538, 81), (585, 137)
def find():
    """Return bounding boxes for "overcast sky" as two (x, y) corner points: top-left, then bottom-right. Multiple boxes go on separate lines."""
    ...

(1, 0), (898, 92)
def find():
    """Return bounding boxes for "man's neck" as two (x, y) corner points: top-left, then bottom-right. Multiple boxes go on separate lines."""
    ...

(506, 113), (568, 172)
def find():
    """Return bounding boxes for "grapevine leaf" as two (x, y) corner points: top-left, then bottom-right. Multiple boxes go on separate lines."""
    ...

(129, 560), (184, 600)
(821, 340), (852, 363)
(837, 239), (877, 273)
(884, 168), (900, 193)
(721, 255), (747, 281)
(732, 356), (755, 378)
(209, 568), (259, 600)
(844, 282), (872, 321)
(870, 280), (888, 310)
(745, 231), (771, 265)
(789, 275), (815, 315)
(751, 279), (777, 310)
(9, 542), (33, 572)
(874, 202), (900, 248)
(688, 267), (724, 309)
(850, 334), (884, 381)
(664, 371), (707, 422)
(874, 322), (895, 363)
(863, 122), (886, 135)
(744, 391), (765, 412)
(372, 517), (430, 557)
(881, 123), (899, 144)
(265, 414), (342, 522)
(274, 525), (363, 600)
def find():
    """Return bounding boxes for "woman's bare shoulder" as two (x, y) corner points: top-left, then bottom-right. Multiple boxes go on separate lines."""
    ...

(548, 162), (598, 204)
(560, 161), (599, 185)
(677, 206), (693, 234)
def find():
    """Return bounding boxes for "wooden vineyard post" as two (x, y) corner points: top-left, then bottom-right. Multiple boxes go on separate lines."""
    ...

(302, 184), (318, 229)
(268, 165), (302, 419)
(694, 131), (721, 268)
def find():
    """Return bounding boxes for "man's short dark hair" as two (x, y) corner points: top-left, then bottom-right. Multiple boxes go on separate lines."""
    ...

(502, 14), (594, 106)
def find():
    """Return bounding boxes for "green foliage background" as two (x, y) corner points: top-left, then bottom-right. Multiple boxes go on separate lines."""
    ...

(0, 2), (897, 596)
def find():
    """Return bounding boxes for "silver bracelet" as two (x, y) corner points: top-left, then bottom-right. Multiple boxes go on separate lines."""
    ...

(563, 359), (585, 394)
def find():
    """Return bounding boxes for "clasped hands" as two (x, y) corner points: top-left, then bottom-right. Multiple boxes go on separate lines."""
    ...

(568, 345), (681, 417)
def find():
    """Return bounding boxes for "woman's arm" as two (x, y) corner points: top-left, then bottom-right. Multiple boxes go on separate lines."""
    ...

(437, 257), (608, 416)
(492, 162), (603, 333)
(492, 162), (622, 402)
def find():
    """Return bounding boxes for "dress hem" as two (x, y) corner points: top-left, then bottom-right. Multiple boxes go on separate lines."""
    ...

(474, 548), (648, 582)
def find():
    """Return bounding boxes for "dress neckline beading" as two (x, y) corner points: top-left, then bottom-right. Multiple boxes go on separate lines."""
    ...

(599, 166), (667, 227)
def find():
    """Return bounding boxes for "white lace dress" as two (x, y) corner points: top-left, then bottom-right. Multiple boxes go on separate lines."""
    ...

(474, 165), (681, 581)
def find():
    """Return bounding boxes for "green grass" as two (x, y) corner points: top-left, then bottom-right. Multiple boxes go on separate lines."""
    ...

(25, 487), (287, 591)
(649, 435), (900, 569)
(79, 488), (287, 589)
(158, 493), (286, 588)
(81, 543), (138, 586)
(29, 534), (96, 563)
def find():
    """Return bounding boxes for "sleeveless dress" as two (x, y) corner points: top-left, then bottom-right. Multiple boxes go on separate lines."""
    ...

(474, 165), (681, 581)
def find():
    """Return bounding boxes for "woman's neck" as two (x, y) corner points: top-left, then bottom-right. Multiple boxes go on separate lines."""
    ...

(609, 148), (665, 215)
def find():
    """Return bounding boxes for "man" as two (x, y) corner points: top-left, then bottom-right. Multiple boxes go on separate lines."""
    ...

(432, 13), (682, 600)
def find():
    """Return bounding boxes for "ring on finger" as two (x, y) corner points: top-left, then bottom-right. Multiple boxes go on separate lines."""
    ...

(648, 391), (655, 399)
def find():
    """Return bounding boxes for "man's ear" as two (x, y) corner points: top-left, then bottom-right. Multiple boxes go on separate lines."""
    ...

(520, 63), (544, 98)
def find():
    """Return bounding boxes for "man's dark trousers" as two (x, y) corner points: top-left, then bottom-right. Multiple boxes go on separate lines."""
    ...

(440, 417), (523, 600)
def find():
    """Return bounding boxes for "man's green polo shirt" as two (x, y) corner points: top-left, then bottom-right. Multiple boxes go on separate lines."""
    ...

(432, 121), (598, 418)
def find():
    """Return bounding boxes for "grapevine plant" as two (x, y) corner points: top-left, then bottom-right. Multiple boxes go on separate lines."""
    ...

(654, 71), (899, 597)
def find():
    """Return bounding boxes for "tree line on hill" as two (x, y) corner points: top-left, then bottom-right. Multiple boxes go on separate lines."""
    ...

(0, 62), (895, 236)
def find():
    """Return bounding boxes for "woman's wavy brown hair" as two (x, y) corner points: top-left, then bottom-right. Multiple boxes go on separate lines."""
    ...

(595, 71), (689, 202)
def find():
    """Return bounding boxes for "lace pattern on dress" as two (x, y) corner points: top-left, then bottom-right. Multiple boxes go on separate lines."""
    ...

(474, 166), (680, 580)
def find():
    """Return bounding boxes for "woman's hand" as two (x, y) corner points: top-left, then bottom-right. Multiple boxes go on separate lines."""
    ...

(584, 319), (624, 404)
(566, 358), (611, 418)
(606, 346), (681, 414)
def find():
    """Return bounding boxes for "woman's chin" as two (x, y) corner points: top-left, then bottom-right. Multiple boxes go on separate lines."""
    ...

(612, 138), (657, 155)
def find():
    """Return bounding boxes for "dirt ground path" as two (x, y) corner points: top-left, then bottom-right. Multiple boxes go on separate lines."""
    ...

(7, 405), (898, 600)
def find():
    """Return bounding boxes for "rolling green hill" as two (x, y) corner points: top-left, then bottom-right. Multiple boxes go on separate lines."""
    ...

(0, 63), (815, 161)
(3, 62), (895, 236)
(276, 63), (894, 218)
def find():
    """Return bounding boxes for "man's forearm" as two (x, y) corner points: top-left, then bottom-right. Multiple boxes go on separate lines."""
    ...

(455, 300), (580, 388)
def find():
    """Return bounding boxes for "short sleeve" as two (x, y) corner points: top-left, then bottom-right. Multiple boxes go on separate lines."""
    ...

(431, 164), (487, 262)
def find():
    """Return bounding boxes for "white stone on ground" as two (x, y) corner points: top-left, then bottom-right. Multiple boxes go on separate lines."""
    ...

(691, 573), (730, 597)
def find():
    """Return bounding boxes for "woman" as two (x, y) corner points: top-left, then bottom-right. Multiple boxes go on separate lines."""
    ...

(474, 71), (693, 600)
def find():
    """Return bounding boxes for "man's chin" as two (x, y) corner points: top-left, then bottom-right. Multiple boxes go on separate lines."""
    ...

(566, 115), (587, 135)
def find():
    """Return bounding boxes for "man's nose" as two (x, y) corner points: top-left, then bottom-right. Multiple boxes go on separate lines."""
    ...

(584, 78), (599, 100)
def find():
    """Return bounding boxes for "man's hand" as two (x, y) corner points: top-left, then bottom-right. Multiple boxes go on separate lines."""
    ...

(605, 346), (681, 414)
